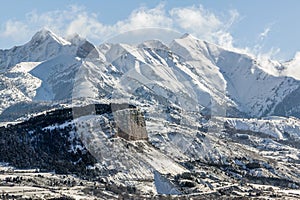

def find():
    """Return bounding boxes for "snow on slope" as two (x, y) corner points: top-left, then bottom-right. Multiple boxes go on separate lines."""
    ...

(0, 62), (43, 113)
(170, 34), (300, 117)
(0, 30), (300, 196)
(99, 40), (219, 113)
(0, 30), (105, 115)
(1, 30), (300, 119)
(10, 62), (41, 73)
(30, 55), (82, 101)
(0, 29), (76, 72)
(282, 52), (300, 80)
(71, 114), (188, 183)
(226, 116), (300, 139)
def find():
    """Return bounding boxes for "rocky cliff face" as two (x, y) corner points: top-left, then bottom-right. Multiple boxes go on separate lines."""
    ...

(114, 108), (148, 141)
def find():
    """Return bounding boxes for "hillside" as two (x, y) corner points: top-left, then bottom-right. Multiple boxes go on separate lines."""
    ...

(0, 29), (299, 199)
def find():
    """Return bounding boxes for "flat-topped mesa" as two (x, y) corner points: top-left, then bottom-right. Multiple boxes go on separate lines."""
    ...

(114, 108), (148, 141)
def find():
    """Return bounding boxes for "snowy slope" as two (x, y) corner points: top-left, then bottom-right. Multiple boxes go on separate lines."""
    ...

(0, 29), (104, 114)
(170, 34), (300, 117)
(226, 116), (300, 139)
(30, 55), (82, 101)
(0, 29), (75, 72)
(282, 52), (300, 80)
(0, 30), (300, 197)
(0, 29), (300, 120)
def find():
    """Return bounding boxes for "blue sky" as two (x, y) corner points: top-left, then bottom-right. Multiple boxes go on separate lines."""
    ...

(0, 0), (299, 61)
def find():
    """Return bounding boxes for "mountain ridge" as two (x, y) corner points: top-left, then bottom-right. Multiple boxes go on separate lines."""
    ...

(0, 29), (300, 118)
(0, 29), (299, 198)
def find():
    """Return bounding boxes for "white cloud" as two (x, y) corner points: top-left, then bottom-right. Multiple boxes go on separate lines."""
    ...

(257, 47), (281, 63)
(1, 4), (287, 69)
(214, 31), (235, 49)
(225, 10), (240, 30)
(117, 4), (173, 32)
(0, 2), (285, 62)
(0, 4), (238, 50)
(170, 5), (221, 37)
(0, 5), (85, 44)
(259, 27), (271, 41)
(169, 5), (239, 49)
(1, 20), (30, 42)
(244, 24), (280, 62)
(66, 13), (106, 39)
(65, 4), (173, 41)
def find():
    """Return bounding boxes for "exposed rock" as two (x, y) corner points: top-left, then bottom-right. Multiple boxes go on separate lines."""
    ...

(76, 40), (98, 59)
(114, 108), (148, 141)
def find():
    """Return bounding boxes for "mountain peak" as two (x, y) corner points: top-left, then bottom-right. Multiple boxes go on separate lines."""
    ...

(180, 33), (196, 40)
(66, 33), (87, 46)
(137, 39), (169, 50)
(30, 28), (71, 46)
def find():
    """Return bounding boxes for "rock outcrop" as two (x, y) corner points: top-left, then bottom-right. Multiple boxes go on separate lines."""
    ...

(114, 108), (148, 141)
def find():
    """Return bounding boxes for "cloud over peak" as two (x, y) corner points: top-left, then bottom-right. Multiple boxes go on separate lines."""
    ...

(0, 4), (238, 49)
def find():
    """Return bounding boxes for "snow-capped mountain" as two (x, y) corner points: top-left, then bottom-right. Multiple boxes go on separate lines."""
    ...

(0, 29), (72, 71)
(0, 29), (103, 115)
(0, 29), (299, 198)
(0, 29), (299, 118)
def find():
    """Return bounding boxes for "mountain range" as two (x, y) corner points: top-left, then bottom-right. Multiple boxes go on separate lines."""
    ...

(1, 29), (300, 118)
(0, 29), (299, 199)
